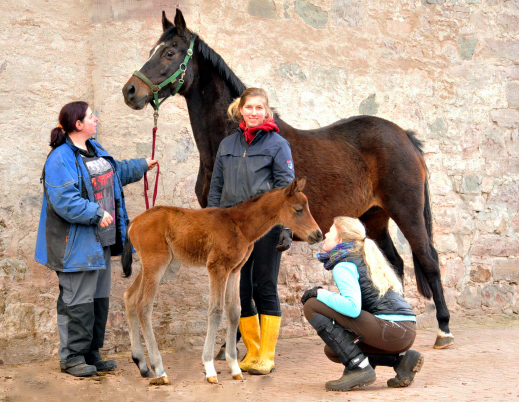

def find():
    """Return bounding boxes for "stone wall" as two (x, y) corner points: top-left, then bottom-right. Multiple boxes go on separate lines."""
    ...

(0, 0), (518, 364)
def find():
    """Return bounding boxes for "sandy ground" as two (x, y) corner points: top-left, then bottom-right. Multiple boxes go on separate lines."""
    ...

(1, 320), (519, 402)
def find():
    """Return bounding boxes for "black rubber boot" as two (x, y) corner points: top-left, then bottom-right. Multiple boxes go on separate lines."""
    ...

(387, 350), (424, 388)
(365, 353), (399, 370)
(61, 355), (97, 377)
(309, 314), (376, 391)
(85, 349), (117, 372)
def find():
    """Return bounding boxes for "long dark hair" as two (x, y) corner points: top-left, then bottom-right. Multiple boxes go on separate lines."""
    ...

(50, 101), (89, 148)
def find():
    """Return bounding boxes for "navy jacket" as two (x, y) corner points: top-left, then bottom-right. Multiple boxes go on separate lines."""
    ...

(34, 138), (148, 272)
(207, 128), (295, 208)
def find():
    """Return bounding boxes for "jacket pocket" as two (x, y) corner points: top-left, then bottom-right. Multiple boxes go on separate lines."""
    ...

(63, 224), (78, 262)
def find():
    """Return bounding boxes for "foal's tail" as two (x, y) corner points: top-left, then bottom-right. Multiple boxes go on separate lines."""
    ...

(406, 130), (434, 299)
(121, 226), (133, 278)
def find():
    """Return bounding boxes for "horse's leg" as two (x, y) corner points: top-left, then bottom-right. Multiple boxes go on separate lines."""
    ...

(387, 201), (453, 349)
(202, 266), (228, 383)
(360, 207), (404, 281)
(124, 270), (153, 378)
(224, 267), (243, 380)
(136, 252), (174, 385)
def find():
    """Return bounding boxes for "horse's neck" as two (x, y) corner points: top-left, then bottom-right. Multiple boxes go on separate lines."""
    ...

(228, 192), (283, 244)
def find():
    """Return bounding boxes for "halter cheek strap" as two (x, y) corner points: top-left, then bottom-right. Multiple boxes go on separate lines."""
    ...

(132, 34), (196, 118)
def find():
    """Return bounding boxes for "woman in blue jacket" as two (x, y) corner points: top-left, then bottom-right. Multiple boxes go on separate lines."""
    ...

(35, 101), (157, 377)
(208, 88), (294, 375)
(302, 217), (424, 392)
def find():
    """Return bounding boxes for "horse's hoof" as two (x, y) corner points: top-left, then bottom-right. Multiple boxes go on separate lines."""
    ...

(206, 376), (218, 384)
(141, 369), (154, 378)
(233, 373), (244, 380)
(148, 376), (171, 386)
(434, 333), (454, 349)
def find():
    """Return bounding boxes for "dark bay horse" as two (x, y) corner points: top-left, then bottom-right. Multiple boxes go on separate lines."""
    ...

(122, 178), (322, 384)
(122, 9), (453, 349)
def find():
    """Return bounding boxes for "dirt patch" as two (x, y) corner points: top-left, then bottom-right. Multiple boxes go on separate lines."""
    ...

(1, 321), (519, 401)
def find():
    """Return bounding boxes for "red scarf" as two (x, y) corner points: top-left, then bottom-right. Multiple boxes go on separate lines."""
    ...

(239, 118), (279, 145)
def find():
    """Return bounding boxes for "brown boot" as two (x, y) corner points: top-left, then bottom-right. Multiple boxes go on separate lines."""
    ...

(325, 362), (376, 391)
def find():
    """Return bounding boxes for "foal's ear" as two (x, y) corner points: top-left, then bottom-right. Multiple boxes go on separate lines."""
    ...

(285, 177), (306, 196)
(162, 11), (174, 32)
(174, 8), (187, 36)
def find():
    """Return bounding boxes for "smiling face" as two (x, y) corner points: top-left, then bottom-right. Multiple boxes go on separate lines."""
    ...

(322, 224), (342, 252)
(239, 96), (267, 128)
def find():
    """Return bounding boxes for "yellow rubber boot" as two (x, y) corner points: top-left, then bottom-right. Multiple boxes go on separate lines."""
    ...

(238, 314), (261, 371)
(248, 315), (281, 375)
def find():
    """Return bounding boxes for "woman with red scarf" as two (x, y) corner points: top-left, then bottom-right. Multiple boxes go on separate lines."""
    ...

(208, 88), (295, 375)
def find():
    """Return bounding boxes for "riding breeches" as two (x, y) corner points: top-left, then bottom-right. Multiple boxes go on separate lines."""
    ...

(240, 225), (282, 317)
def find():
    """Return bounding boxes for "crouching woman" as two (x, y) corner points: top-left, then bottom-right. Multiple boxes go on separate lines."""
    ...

(302, 217), (424, 391)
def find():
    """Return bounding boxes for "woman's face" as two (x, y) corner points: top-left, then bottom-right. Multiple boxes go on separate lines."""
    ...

(240, 96), (267, 128)
(76, 107), (98, 136)
(322, 224), (342, 252)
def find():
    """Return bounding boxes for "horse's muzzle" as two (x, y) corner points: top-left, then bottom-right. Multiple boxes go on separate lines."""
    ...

(122, 77), (150, 110)
(308, 230), (323, 244)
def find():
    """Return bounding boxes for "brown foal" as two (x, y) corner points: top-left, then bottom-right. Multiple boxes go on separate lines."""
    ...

(121, 178), (322, 385)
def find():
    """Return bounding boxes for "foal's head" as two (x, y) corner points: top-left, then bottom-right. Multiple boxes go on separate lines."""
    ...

(280, 178), (323, 244)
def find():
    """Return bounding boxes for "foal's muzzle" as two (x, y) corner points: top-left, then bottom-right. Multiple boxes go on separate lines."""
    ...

(308, 230), (323, 244)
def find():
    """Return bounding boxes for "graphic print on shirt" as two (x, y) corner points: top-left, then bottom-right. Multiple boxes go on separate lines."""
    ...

(82, 156), (116, 247)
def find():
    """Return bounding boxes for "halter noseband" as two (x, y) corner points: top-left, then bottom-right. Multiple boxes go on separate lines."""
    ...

(132, 34), (196, 121)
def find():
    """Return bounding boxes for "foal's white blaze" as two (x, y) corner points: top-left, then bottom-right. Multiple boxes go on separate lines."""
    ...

(146, 42), (165, 63)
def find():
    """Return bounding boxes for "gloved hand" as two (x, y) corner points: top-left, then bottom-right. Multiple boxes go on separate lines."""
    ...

(301, 286), (322, 305)
(276, 227), (293, 252)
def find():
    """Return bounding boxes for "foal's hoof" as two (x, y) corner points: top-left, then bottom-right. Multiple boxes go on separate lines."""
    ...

(148, 376), (171, 386)
(206, 376), (218, 384)
(233, 373), (244, 380)
(433, 332), (454, 349)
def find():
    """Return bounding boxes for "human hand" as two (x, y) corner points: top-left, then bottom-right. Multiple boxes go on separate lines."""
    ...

(301, 286), (322, 305)
(100, 211), (113, 228)
(146, 158), (158, 171)
(276, 227), (293, 252)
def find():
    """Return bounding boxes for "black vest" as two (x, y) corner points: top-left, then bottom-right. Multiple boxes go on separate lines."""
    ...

(346, 257), (415, 317)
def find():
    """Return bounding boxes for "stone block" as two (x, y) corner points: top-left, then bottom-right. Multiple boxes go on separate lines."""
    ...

(247, 0), (278, 20)
(294, 0), (328, 29)
(276, 62), (306, 82)
(459, 36), (477, 60)
(493, 258), (519, 282)
(0, 259), (28, 282)
(470, 264), (491, 283)
(331, 0), (365, 28)
(428, 118), (448, 139)
(457, 285), (481, 309)
(481, 283), (514, 309)
(443, 257), (465, 287)
(358, 94), (378, 116)
(506, 82), (519, 108)
(460, 175), (481, 194)
(490, 109), (519, 128)
(472, 235), (519, 257)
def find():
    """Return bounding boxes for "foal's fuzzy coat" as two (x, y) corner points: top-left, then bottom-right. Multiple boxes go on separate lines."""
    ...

(122, 178), (322, 385)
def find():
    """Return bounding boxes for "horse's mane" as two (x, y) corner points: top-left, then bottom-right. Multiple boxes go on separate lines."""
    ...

(159, 27), (246, 99)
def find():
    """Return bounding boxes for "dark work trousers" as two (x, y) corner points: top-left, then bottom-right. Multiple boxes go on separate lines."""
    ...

(57, 247), (111, 362)
(303, 297), (416, 362)
(240, 225), (282, 317)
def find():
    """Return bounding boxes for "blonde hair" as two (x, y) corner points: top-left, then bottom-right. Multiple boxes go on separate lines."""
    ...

(333, 216), (403, 297)
(227, 88), (273, 123)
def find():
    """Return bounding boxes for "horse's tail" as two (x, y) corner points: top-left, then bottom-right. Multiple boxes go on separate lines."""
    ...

(406, 130), (434, 299)
(121, 226), (133, 278)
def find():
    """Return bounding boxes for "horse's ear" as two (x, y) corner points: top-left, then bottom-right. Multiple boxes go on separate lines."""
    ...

(174, 8), (187, 36)
(285, 178), (306, 197)
(162, 11), (174, 32)
(296, 177), (307, 192)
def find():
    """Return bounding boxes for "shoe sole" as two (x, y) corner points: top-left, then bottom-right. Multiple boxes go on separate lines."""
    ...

(387, 354), (424, 388)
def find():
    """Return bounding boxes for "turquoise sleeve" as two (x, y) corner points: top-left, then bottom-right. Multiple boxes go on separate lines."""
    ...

(316, 262), (362, 317)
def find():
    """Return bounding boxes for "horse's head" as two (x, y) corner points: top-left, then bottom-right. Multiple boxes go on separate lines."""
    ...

(281, 178), (323, 245)
(122, 9), (196, 110)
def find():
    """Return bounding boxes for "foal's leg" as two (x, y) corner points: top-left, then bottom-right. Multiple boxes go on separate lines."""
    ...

(136, 252), (173, 385)
(224, 267), (244, 380)
(124, 271), (153, 378)
(202, 266), (228, 383)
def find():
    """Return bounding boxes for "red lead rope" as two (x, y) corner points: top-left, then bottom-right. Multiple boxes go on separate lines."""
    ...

(143, 126), (160, 209)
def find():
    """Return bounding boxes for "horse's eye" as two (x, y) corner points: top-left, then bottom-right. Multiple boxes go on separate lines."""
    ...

(294, 207), (303, 214)
(166, 50), (175, 58)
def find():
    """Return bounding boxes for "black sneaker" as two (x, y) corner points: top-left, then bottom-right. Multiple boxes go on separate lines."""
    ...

(325, 364), (376, 391)
(61, 356), (97, 377)
(387, 350), (424, 388)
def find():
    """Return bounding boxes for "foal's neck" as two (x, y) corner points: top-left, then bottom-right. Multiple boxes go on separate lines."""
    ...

(228, 191), (283, 244)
